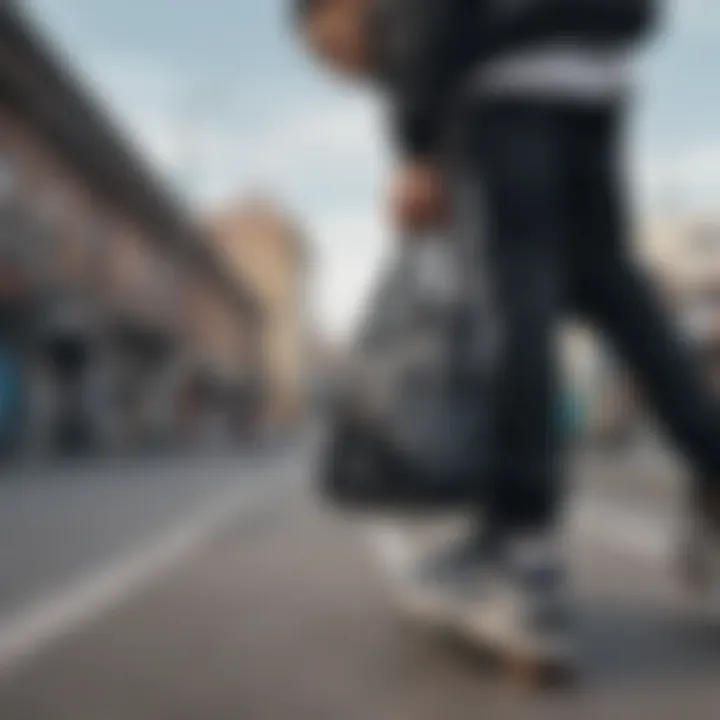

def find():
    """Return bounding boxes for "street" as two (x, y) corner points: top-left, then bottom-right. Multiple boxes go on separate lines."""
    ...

(0, 439), (719, 719)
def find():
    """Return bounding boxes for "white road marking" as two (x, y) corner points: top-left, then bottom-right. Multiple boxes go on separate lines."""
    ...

(0, 483), (272, 679)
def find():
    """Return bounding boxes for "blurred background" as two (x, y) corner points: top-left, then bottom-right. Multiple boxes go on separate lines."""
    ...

(0, 0), (320, 459)
(1, 0), (720, 717)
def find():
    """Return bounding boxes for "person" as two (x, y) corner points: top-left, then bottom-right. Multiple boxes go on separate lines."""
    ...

(293, 0), (720, 664)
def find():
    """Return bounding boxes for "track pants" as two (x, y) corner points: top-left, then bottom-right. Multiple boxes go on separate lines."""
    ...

(452, 100), (720, 529)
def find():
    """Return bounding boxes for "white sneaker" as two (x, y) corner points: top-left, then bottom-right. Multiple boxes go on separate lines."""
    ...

(395, 528), (502, 629)
(396, 529), (575, 667)
(457, 534), (575, 666)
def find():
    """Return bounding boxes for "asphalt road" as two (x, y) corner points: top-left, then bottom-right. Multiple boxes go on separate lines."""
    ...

(0, 439), (718, 719)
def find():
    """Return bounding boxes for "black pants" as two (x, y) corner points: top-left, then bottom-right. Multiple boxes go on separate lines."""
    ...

(452, 100), (720, 530)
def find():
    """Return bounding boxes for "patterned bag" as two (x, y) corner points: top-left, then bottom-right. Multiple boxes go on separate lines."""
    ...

(320, 236), (493, 511)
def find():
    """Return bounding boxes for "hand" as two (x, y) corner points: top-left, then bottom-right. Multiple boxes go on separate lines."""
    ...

(391, 161), (448, 234)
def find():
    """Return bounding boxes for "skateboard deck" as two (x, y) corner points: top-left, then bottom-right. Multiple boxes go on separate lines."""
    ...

(358, 518), (577, 688)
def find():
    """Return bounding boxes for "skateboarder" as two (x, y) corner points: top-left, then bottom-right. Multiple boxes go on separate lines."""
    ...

(293, 0), (720, 668)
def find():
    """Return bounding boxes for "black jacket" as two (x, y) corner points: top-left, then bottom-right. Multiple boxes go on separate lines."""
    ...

(373, 0), (657, 159)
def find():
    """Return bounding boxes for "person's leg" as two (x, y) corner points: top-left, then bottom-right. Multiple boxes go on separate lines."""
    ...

(413, 100), (576, 662)
(455, 100), (570, 532)
(566, 106), (720, 483)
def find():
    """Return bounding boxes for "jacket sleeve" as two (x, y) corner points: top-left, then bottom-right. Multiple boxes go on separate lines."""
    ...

(389, 0), (474, 159)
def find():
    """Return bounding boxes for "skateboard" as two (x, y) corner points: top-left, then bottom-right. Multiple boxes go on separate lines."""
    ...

(359, 519), (577, 689)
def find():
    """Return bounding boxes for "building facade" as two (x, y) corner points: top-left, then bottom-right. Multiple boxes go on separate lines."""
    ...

(0, 2), (261, 458)
(208, 199), (311, 430)
(643, 211), (720, 388)
(564, 209), (720, 444)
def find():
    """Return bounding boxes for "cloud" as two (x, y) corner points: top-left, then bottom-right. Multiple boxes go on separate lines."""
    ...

(86, 56), (387, 196)
(638, 141), (720, 208)
(188, 94), (388, 206)
(310, 209), (392, 340)
(673, 0), (720, 29)
(53, 48), (391, 337)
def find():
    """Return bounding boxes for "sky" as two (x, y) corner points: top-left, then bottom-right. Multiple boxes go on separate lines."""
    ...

(22, 0), (720, 339)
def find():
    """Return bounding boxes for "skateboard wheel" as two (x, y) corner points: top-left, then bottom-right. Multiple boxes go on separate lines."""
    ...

(504, 655), (577, 690)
